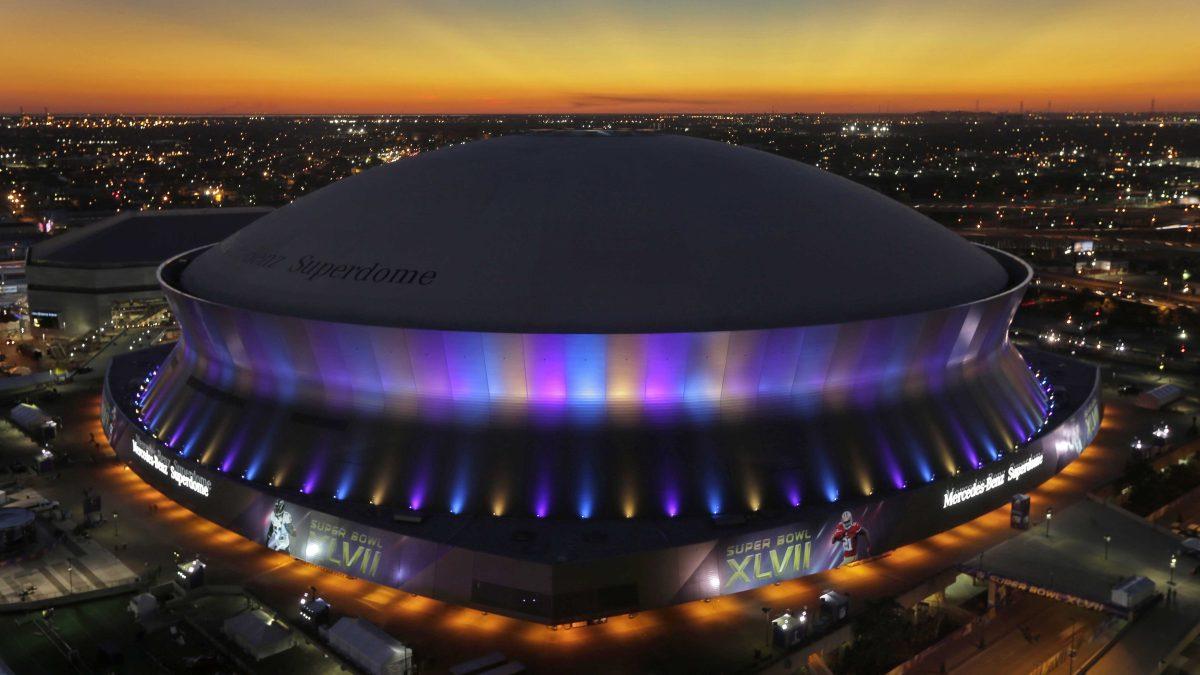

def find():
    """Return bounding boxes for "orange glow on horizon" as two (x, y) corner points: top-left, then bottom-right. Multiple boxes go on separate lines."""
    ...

(4, 1), (1199, 114)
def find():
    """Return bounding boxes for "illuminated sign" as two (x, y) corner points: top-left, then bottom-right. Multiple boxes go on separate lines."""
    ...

(262, 500), (388, 580)
(1007, 453), (1044, 481)
(943, 452), (1044, 509)
(131, 437), (211, 497)
(722, 527), (815, 592)
(30, 311), (60, 329)
(965, 569), (1128, 618)
(942, 472), (1005, 508)
(302, 515), (384, 577)
(132, 437), (171, 475)
(170, 463), (212, 497)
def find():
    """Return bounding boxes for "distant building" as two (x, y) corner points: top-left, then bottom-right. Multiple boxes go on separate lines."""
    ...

(0, 220), (48, 298)
(26, 208), (270, 336)
(1075, 258), (1128, 275)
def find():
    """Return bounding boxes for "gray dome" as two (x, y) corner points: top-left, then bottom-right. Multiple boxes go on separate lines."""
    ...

(180, 133), (1009, 332)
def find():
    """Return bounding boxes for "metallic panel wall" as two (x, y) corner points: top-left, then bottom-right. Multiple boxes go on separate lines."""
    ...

(103, 351), (1100, 623)
(160, 280), (1027, 421)
(131, 248), (1049, 519)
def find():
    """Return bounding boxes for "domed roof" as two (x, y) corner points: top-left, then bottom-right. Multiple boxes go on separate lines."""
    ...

(180, 133), (1010, 332)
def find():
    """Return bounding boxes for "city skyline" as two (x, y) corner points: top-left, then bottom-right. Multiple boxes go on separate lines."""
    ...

(5, 0), (1200, 114)
(3, 3), (1200, 669)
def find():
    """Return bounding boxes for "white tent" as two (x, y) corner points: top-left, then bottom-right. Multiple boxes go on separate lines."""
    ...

(325, 617), (413, 675)
(127, 593), (158, 621)
(222, 609), (295, 661)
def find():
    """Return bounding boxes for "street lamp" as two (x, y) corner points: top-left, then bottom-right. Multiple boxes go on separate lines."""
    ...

(1171, 554), (1178, 585)
(1045, 508), (1054, 538)
(112, 511), (119, 538)
(66, 564), (73, 593)
(1104, 535), (1111, 560)
(762, 606), (772, 648)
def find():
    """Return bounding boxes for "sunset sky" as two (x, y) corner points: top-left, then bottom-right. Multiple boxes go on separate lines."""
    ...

(5, 0), (1200, 114)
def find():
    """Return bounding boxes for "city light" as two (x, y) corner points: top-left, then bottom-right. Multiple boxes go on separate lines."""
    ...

(2, 35), (1194, 670)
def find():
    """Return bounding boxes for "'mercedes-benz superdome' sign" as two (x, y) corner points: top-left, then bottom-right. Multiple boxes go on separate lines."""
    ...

(132, 437), (212, 498)
(230, 247), (437, 286)
(941, 451), (1044, 509)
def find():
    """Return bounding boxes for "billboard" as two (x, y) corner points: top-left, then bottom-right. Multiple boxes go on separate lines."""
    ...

(717, 504), (891, 593)
(696, 426), (1093, 599)
(30, 311), (60, 330)
(233, 495), (446, 589)
(257, 498), (387, 580)
(104, 359), (1103, 621)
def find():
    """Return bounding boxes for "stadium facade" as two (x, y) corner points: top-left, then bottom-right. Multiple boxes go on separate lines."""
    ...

(102, 133), (1101, 622)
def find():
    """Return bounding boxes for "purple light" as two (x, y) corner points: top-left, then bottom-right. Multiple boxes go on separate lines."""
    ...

(149, 252), (1048, 518)
(408, 484), (425, 511)
(171, 285), (1029, 425)
(534, 475), (551, 519)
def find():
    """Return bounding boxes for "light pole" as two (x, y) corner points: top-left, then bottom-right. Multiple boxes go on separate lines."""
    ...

(1045, 508), (1053, 538)
(1104, 535), (1111, 560)
(66, 564), (73, 593)
(762, 606), (772, 649)
(1068, 621), (1078, 674)
(1171, 554), (1178, 586)
(112, 511), (119, 538)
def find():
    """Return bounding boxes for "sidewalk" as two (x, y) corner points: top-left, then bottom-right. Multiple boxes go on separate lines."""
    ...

(17, 386), (1145, 674)
(0, 489), (138, 607)
(931, 595), (1104, 675)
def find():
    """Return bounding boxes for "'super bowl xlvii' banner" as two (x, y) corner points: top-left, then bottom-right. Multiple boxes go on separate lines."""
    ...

(717, 504), (892, 593)
(242, 497), (446, 585)
(260, 499), (385, 578)
(699, 439), (1075, 598)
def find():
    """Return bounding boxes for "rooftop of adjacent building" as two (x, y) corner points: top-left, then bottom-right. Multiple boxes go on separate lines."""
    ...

(29, 207), (271, 269)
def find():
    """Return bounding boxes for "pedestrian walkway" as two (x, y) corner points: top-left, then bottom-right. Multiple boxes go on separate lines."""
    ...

(933, 595), (1109, 675)
(959, 498), (1200, 674)
(0, 490), (138, 605)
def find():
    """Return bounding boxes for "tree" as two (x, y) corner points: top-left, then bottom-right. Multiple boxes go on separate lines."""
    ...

(837, 598), (914, 675)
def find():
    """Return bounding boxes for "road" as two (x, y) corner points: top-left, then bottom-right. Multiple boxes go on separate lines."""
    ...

(1036, 271), (1200, 310)
(958, 227), (1200, 256)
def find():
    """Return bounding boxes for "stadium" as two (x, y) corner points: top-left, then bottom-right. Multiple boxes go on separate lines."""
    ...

(101, 132), (1101, 623)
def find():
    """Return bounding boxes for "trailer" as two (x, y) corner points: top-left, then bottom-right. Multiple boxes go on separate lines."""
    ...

(1134, 384), (1184, 410)
(8, 403), (58, 443)
(1111, 576), (1155, 610)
